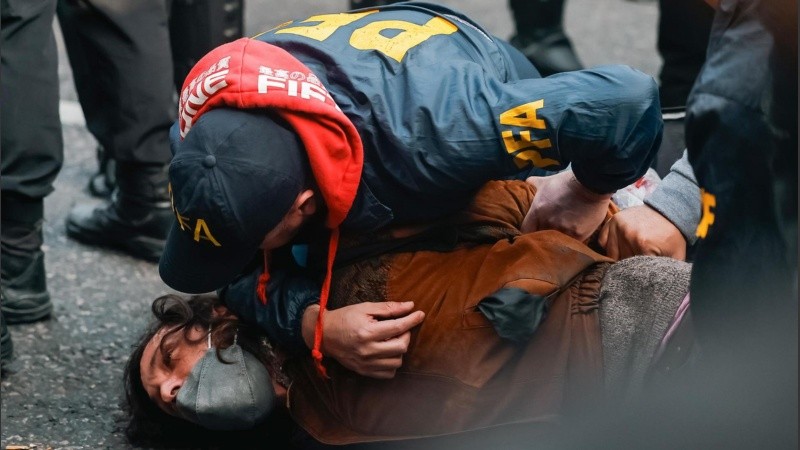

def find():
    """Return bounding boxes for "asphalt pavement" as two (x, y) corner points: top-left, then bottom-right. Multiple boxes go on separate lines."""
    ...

(0, 1), (660, 448)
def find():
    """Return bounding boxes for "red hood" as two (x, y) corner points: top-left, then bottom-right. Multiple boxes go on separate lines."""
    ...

(178, 38), (363, 378)
(178, 37), (363, 229)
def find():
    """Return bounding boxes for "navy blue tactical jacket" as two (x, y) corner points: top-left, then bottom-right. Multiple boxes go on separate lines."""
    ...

(221, 3), (663, 352)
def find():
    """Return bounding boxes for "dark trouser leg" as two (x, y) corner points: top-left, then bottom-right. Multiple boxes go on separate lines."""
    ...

(653, 0), (713, 184)
(77, 0), (245, 199)
(1, 0), (63, 201)
(58, 0), (175, 261)
(169, 0), (244, 91)
(508, 0), (582, 76)
(56, 0), (175, 167)
(1, 0), (61, 324)
(657, 0), (713, 109)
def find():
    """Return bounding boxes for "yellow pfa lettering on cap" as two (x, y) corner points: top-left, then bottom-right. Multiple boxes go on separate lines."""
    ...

(193, 219), (221, 247)
(169, 183), (194, 232)
(169, 183), (222, 246)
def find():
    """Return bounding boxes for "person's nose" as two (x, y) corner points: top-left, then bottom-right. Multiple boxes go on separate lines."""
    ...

(160, 377), (182, 404)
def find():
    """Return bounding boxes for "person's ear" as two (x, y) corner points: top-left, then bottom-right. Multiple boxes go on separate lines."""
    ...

(295, 189), (316, 217)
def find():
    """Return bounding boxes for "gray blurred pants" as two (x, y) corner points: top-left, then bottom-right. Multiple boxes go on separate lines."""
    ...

(1, 0), (63, 228)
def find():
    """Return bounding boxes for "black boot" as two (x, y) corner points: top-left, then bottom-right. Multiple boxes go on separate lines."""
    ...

(508, 0), (583, 76)
(66, 163), (174, 262)
(1, 219), (53, 324)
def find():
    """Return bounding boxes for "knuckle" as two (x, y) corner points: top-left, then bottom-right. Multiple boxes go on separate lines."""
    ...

(354, 346), (369, 359)
(355, 327), (372, 342)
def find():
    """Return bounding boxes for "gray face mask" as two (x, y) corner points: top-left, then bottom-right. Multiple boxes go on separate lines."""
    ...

(175, 331), (275, 431)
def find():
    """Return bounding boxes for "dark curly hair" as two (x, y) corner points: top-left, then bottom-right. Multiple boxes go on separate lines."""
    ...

(122, 294), (293, 448)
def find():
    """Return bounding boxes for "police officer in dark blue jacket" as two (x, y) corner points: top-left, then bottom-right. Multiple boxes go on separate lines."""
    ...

(162, 3), (665, 379)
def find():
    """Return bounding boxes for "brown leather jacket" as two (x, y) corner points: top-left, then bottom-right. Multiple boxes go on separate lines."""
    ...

(285, 180), (614, 445)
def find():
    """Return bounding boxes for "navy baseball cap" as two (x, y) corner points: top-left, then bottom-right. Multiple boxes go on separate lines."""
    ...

(159, 108), (308, 294)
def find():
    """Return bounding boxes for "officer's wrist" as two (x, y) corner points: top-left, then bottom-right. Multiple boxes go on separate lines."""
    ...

(569, 172), (613, 202)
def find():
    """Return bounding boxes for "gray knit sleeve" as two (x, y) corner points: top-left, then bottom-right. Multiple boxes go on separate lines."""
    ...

(643, 151), (701, 244)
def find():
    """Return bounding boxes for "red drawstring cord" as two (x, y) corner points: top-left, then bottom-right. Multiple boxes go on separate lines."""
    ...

(312, 227), (339, 379)
(256, 250), (270, 304)
(253, 230), (336, 378)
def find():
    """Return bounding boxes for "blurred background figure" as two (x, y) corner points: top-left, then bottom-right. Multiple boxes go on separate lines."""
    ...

(561, 2), (797, 446)
(685, 0), (797, 410)
(1, 0), (63, 371)
(59, 0), (243, 262)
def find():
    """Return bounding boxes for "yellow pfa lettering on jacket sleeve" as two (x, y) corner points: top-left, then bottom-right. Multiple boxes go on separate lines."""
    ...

(499, 100), (558, 169)
(696, 189), (716, 238)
